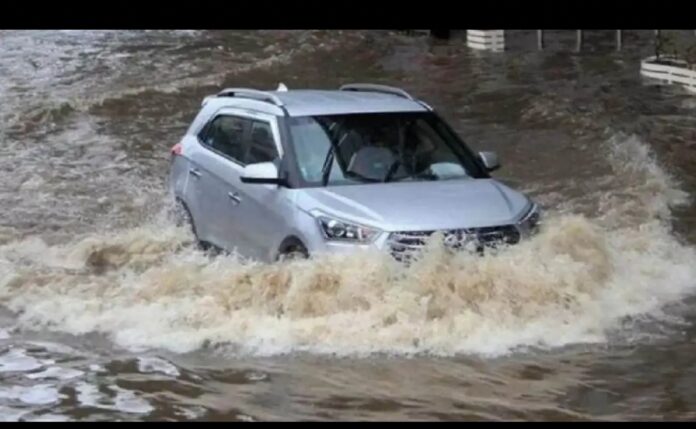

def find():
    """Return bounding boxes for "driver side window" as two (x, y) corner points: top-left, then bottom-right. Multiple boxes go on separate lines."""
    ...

(246, 120), (279, 164)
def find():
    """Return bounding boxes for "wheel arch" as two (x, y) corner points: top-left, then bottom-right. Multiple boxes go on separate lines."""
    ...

(275, 235), (309, 260)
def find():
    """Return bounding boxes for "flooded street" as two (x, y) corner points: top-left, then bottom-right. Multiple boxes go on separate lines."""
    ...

(1, 29), (696, 420)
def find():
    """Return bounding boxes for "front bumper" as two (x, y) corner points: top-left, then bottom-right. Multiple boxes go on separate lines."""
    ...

(305, 204), (540, 260)
(312, 223), (533, 261)
(386, 224), (524, 261)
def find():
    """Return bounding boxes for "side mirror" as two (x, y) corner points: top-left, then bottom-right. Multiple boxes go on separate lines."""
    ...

(240, 162), (282, 185)
(478, 151), (500, 172)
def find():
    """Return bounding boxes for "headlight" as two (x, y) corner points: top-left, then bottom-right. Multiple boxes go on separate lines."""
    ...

(311, 211), (379, 243)
(518, 203), (541, 233)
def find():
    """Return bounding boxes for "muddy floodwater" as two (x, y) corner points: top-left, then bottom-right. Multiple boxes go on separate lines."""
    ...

(1, 30), (696, 421)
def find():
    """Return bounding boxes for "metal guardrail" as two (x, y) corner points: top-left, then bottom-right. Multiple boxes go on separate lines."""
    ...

(467, 30), (505, 52)
(640, 56), (696, 93)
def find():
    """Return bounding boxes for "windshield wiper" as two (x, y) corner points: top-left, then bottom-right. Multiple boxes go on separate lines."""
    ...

(320, 147), (335, 186)
(317, 120), (341, 187)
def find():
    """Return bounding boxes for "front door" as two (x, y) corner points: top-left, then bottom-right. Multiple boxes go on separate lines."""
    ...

(231, 116), (289, 261)
(193, 110), (286, 259)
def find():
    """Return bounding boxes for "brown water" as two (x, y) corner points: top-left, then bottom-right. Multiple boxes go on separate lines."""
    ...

(1, 29), (696, 421)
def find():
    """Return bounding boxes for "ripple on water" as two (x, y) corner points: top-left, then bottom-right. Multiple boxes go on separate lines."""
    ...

(0, 348), (52, 373)
(26, 366), (84, 381)
(75, 382), (154, 415)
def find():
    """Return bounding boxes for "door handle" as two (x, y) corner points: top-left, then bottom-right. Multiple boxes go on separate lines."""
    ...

(227, 192), (242, 205)
(189, 168), (202, 178)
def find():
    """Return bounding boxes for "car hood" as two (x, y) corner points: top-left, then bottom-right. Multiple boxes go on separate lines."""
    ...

(295, 178), (531, 232)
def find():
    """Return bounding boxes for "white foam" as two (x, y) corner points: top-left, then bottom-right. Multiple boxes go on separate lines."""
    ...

(237, 414), (255, 422)
(111, 386), (154, 415)
(74, 382), (153, 415)
(88, 364), (106, 373)
(246, 372), (268, 382)
(176, 406), (206, 419)
(26, 366), (84, 380)
(75, 382), (101, 408)
(0, 349), (51, 373)
(0, 384), (61, 405)
(136, 356), (180, 377)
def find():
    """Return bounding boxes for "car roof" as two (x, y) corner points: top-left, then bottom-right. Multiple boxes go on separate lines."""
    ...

(270, 90), (427, 116)
(202, 85), (430, 117)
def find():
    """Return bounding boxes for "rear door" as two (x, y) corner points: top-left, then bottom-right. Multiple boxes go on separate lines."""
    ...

(188, 113), (251, 250)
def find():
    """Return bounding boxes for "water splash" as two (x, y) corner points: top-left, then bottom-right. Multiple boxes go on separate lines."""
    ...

(1, 136), (694, 357)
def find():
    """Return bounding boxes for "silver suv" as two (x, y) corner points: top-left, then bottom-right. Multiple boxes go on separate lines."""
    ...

(169, 83), (541, 261)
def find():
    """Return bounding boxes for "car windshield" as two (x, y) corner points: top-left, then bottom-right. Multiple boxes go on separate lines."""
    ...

(288, 112), (487, 187)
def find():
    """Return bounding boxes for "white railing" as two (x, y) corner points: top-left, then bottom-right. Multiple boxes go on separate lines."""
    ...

(466, 30), (505, 52)
(640, 56), (696, 94)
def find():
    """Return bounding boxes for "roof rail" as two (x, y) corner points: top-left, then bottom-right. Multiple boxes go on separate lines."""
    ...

(339, 83), (415, 101)
(217, 88), (285, 107)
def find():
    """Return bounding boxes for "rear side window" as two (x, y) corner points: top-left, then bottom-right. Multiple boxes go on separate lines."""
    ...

(246, 120), (278, 164)
(199, 115), (248, 164)
(198, 115), (279, 165)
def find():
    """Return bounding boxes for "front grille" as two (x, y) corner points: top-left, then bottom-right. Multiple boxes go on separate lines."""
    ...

(387, 225), (521, 260)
